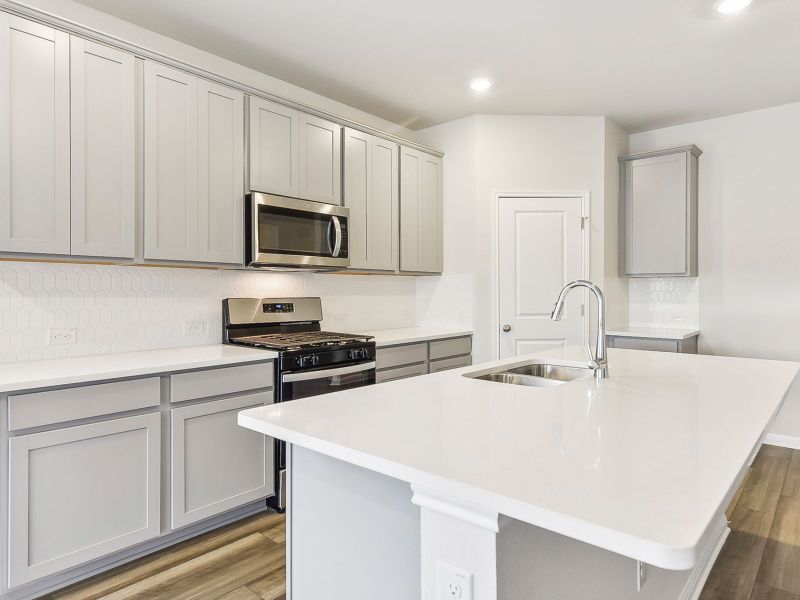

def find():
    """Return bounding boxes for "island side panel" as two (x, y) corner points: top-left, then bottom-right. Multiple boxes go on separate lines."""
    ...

(497, 517), (714, 600)
(288, 446), (421, 599)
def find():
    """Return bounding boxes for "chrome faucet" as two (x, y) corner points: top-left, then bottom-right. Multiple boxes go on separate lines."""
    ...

(551, 280), (608, 379)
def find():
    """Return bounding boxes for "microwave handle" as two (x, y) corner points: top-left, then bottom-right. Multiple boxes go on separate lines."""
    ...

(331, 216), (342, 258)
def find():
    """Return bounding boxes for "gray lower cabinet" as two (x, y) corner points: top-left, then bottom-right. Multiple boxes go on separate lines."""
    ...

(8, 412), (161, 587)
(606, 334), (698, 354)
(375, 336), (473, 382)
(170, 391), (275, 529)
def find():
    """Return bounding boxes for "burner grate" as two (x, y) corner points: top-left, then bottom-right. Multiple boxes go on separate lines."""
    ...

(234, 331), (373, 350)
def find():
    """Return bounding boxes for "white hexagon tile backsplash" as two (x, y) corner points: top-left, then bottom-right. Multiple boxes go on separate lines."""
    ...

(628, 277), (700, 329)
(0, 262), (417, 364)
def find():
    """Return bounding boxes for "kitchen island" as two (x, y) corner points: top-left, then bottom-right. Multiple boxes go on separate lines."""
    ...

(239, 347), (799, 600)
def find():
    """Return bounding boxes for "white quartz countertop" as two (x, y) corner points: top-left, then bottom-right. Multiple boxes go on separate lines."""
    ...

(240, 347), (799, 570)
(0, 344), (276, 393)
(358, 327), (473, 347)
(606, 327), (700, 340)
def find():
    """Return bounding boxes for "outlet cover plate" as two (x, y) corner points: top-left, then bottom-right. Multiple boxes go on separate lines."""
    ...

(437, 562), (473, 600)
(183, 321), (205, 336)
(48, 328), (77, 345)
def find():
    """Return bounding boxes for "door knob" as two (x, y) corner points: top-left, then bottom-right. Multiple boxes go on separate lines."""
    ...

(502, 324), (512, 332)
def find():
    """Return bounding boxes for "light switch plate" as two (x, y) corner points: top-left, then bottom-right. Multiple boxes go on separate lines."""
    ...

(437, 562), (473, 600)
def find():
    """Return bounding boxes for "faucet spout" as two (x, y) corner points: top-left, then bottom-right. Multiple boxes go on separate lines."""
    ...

(550, 280), (608, 379)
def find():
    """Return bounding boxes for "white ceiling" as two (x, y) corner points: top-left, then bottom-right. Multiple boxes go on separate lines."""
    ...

(73, 0), (800, 131)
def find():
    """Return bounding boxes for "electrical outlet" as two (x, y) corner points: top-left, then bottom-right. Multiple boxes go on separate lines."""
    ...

(48, 328), (77, 345)
(437, 562), (473, 600)
(183, 321), (205, 336)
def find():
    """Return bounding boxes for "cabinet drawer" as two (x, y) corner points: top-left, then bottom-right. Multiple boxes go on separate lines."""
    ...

(171, 391), (274, 529)
(8, 413), (161, 587)
(375, 363), (428, 383)
(429, 355), (472, 373)
(171, 362), (273, 403)
(376, 343), (427, 370)
(8, 377), (160, 431)
(429, 336), (472, 361)
(607, 336), (679, 353)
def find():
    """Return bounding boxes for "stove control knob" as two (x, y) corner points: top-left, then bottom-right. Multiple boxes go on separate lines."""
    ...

(294, 356), (303, 367)
(311, 355), (320, 367)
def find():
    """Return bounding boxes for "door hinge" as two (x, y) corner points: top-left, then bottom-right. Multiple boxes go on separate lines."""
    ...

(581, 216), (589, 230)
(581, 304), (585, 317)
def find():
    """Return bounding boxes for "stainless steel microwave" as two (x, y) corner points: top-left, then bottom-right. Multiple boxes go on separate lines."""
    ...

(245, 192), (350, 270)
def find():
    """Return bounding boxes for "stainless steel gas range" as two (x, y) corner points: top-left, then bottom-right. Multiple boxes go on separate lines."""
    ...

(222, 297), (375, 510)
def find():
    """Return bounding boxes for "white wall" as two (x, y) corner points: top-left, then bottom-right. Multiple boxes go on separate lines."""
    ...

(416, 115), (622, 363)
(629, 101), (800, 441)
(0, 263), (415, 363)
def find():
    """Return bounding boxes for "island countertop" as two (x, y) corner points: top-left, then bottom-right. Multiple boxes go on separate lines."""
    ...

(239, 347), (799, 571)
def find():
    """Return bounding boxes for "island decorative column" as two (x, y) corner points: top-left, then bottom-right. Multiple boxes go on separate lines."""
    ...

(411, 485), (504, 600)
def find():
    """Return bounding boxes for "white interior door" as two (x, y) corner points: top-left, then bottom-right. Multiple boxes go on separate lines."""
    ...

(498, 196), (585, 358)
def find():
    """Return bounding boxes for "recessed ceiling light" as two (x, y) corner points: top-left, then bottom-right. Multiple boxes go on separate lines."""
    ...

(469, 78), (492, 92)
(715, 0), (752, 14)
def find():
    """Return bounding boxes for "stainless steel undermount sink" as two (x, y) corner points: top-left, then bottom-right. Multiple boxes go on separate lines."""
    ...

(466, 363), (594, 387)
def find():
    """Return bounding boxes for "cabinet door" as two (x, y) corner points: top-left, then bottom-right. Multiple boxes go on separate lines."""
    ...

(624, 152), (688, 275)
(8, 413), (160, 587)
(197, 79), (244, 264)
(70, 37), (135, 258)
(299, 113), (341, 204)
(399, 146), (422, 272)
(0, 15), (70, 254)
(369, 137), (399, 270)
(249, 96), (299, 196)
(171, 391), (274, 529)
(344, 127), (370, 268)
(143, 61), (198, 260)
(400, 146), (442, 273)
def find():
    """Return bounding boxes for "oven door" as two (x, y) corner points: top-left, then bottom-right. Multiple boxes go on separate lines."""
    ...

(249, 192), (349, 269)
(280, 361), (376, 401)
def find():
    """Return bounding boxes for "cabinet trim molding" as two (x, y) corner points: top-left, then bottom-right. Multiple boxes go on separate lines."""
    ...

(0, 1), (443, 159)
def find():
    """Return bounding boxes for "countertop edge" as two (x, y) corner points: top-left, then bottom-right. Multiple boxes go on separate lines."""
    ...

(361, 328), (474, 347)
(238, 410), (704, 570)
(0, 346), (277, 393)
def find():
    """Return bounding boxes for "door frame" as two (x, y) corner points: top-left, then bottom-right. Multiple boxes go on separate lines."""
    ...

(491, 190), (591, 360)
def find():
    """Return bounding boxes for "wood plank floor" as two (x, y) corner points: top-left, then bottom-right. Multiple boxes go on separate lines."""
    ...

(36, 445), (800, 600)
(37, 511), (286, 600)
(701, 444), (800, 600)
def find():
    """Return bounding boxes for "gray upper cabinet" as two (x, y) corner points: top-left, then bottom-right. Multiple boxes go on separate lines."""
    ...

(298, 113), (342, 205)
(620, 145), (700, 277)
(0, 15), (70, 255)
(249, 96), (299, 197)
(70, 37), (136, 258)
(144, 61), (244, 263)
(144, 61), (198, 261)
(197, 79), (244, 264)
(344, 128), (398, 271)
(248, 99), (341, 205)
(400, 146), (442, 273)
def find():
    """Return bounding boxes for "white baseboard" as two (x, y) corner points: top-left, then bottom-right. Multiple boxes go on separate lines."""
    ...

(679, 514), (730, 600)
(763, 433), (800, 450)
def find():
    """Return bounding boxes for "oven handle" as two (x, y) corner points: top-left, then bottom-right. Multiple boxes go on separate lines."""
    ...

(331, 216), (342, 258)
(282, 361), (375, 383)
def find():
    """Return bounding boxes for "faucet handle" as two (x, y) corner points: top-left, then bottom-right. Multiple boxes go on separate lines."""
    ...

(585, 340), (598, 369)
